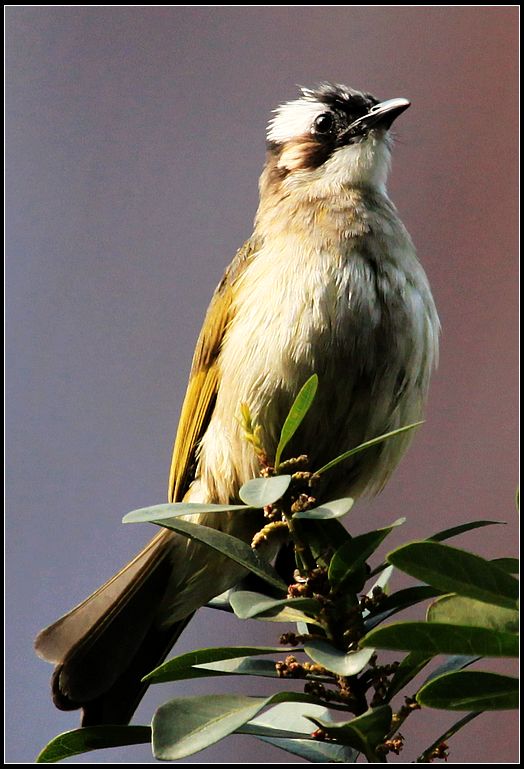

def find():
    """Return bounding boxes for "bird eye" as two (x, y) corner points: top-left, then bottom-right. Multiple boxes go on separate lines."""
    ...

(313, 112), (334, 135)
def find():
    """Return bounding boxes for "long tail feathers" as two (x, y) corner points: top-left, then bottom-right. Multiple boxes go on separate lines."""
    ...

(79, 613), (193, 726)
(35, 529), (191, 725)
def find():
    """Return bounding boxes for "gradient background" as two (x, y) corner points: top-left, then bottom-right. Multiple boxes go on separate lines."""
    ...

(6, 6), (518, 764)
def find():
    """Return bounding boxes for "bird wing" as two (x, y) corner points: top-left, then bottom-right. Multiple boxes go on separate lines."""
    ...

(168, 238), (258, 502)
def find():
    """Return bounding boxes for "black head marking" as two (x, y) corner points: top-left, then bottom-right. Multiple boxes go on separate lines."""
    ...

(301, 83), (380, 152)
(300, 82), (379, 121)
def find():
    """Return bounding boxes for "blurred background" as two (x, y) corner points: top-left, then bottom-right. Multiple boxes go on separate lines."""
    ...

(6, 6), (518, 764)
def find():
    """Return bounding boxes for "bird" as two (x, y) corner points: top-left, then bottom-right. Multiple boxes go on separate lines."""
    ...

(35, 82), (439, 727)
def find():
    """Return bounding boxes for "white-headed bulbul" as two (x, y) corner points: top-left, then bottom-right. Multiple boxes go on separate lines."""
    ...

(35, 83), (439, 726)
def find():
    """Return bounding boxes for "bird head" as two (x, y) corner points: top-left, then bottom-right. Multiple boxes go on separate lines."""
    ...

(263, 83), (410, 197)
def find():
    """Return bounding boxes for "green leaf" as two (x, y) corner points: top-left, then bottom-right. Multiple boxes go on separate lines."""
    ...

(296, 620), (309, 636)
(196, 658), (281, 678)
(390, 654), (478, 706)
(428, 520), (505, 543)
(417, 671), (519, 710)
(275, 374), (318, 467)
(254, 735), (357, 763)
(152, 692), (329, 761)
(369, 520), (508, 580)
(316, 422), (423, 475)
(364, 586), (442, 630)
(307, 705), (392, 762)
(366, 564), (395, 596)
(361, 565), (396, 624)
(238, 475), (292, 507)
(422, 654), (480, 684)
(245, 701), (329, 732)
(293, 497), (354, 519)
(123, 501), (251, 523)
(361, 621), (518, 657)
(380, 585), (442, 610)
(300, 518), (351, 566)
(144, 645), (300, 684)
(239, 724), (317, 739)
(206, 589), (236, 612)
(427, 594), (519, 633)
(387, 541), (518, 610)
(387, 652), (433, 700)
(128, 515), (286, 592)
(36, 726), (151, 763)
(304, 639), (375, 676)
(329, 519), (405, 589)
(244, 703), (357, 763)
(229, 590), (323, 626)
(293, 498), (354, 523)
(491, 557), (519, 574)
(415, 712), (481, 762)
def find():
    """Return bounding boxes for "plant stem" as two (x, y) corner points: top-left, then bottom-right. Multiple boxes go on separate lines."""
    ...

(283, 512), (317, 575)
(415, 712), (482, 763)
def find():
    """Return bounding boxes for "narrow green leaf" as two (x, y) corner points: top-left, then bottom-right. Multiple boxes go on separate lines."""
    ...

(422, 655), (480, 684)
(244, 703), (357, 763)
(361, 621), (518, 657)
(254, 735), (357, 763)
(132, 516), (286, 592)
(123, 501), (251, 523)
(316, 422), (423, 475)
(304, 639), (375, 676)
(275, 374), (318, 468)
(428, 520), (505, 543)
(364, 585), (442, 631)
(307, 705), (392, 762)
(239, 475), (292, 507)
(491, 557), (519, 574)
(361, 566), (397, 626)
(144, 645), (300, 684)
(196, 658), (280, 678)
(387, 652), (433, 700)
(239, 724), (317, 739)
(245, 700), (330, 732)
(152, 692), (330, 761)
(427, 594), (519, 633)
(367, 564), (394, 595)
(36, 726), (151, 763)
(293, 497), (354, 520)
(241, 705), (356, 762)
(387, 541), (519, 610)
(416, 712), (481, 762)
(229, 590), (323, 626)
(369, 521), (509, 580)
(380, 585), (442, 610)
(206, 589), (235, 612)
(417, 671), (518, 710)
(329, 519), (405, 589)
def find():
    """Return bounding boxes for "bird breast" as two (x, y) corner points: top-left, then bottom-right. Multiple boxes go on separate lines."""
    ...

(194, 196), (438, 504)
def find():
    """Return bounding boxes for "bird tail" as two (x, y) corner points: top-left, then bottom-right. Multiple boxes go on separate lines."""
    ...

(34, 528), (190, 726)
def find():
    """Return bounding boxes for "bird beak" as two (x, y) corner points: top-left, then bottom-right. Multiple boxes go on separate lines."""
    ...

(362, 97), (411, 129)
(339, 97), (411, 142)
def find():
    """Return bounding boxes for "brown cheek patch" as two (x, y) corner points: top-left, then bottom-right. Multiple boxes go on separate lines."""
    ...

(277, 137), (332, 172)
